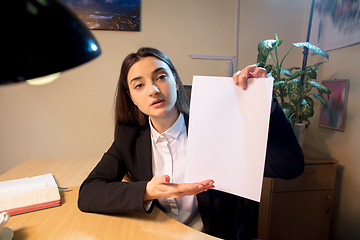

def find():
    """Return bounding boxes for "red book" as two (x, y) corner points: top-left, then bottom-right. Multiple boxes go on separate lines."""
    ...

(0, 174), (61, 216)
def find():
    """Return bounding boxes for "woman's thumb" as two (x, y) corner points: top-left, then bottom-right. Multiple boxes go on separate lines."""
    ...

(162, 175), (170, 183)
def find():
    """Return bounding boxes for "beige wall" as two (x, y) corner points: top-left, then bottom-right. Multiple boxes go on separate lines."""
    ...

(0, 0), (237, 174)
(1, 0), (359, 239)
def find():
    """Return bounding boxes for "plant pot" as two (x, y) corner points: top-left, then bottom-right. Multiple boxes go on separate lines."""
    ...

(293, 122), (308, 147)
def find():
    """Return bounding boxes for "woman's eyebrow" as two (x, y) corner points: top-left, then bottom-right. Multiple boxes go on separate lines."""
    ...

(129, 67), (168, 84)
(152, 67), (167, 75)
(129, 76), (142, 84)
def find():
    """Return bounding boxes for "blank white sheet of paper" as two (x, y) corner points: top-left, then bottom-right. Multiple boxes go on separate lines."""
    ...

(184, 76), (273, 202)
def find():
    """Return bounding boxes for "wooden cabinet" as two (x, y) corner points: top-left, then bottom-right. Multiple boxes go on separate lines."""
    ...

(258, 148), (338, 240)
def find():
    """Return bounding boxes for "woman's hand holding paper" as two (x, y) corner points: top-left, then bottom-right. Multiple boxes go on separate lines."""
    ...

(233, 64), (267, 90)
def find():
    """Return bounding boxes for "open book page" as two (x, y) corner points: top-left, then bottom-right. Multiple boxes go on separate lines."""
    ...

(185, 76), (273, 202)
(0, 174), (61, 215)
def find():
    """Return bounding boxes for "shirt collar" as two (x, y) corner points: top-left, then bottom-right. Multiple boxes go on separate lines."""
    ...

(150, 112), (185, 143)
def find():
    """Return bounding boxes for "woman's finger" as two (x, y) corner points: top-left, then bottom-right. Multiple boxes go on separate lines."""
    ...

(233, 64), (258, 89)
(145, 177), (215, 200)
(252, 67), (267, 78)
(166, 180), (214, 197)
(234, 65), (267, 90)
(232, 71), (242, 86)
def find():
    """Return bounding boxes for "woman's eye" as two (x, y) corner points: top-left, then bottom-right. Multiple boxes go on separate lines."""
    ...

(157, 74), (167, 80)
(135, 83), (143, 89)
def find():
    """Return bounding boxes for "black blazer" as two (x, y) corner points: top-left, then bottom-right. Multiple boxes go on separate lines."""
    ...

(78, 98), (304, 240)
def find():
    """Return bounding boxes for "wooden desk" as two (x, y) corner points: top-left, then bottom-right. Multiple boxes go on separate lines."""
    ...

(0, 159), (219, 240)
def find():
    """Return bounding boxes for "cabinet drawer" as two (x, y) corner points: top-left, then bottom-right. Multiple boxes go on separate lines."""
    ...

(267, 190), (334, 240)
(271, 164), (337, 192)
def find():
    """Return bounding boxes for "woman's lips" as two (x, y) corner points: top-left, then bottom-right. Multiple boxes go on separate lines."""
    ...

(151, 99), (165, 107)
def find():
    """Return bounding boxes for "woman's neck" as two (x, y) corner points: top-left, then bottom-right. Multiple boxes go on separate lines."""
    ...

(150, 110), (180, 134)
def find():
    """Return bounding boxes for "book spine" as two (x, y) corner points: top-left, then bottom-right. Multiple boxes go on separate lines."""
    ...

(4, 200), (61, 216)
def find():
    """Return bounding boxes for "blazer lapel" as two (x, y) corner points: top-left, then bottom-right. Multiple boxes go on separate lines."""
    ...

(184, 113), (189, 134)
(136, 113), (188, 181)
(135, 124), (153, 181)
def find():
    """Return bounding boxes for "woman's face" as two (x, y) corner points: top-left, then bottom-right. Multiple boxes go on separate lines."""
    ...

(127, 57), (178, 121)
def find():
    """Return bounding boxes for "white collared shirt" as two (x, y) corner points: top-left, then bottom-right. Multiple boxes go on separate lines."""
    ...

(149, 113), (203, 231)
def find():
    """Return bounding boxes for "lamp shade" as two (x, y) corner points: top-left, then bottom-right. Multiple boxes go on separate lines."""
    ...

(1, 0), (101, 84)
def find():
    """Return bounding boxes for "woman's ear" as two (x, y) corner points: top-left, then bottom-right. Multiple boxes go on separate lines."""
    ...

(175, 79), (179, 90)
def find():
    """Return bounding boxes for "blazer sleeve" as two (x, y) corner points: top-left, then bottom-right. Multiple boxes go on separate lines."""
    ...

(263, 98), (304, 180)
(78, 125), (154, 214)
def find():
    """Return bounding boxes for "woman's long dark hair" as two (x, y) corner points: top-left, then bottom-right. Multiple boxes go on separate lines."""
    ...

(114, 47), (190, 137)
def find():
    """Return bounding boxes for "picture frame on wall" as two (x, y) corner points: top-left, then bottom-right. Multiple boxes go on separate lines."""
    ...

(309, 0), (360, 51)
(319, 79), (350, 131)
(59, 0), (140, 31)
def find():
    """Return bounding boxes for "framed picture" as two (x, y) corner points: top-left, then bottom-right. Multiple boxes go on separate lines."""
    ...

(59, 0), (140, 31)
(319, 79), (350, 131)
(309, 0), (360, 51)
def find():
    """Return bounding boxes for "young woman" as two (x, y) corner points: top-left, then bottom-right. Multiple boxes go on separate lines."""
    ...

(78, 47), (304, 240)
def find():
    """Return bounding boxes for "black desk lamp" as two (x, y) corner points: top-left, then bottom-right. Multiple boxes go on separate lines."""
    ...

(1, 0), (101, 85)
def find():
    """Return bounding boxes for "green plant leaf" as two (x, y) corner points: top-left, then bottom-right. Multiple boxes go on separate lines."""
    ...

(257, 39), (278, 64)
(304, 96), (314, 107)
(293, 42), (329, 59)
(289, 67), (301, 71)
(307, 81), (331, 94)
(288, 112), (296, 126)
(288, 79), (302, 102)
(280, 68), (293, 77)
(306, 65), (318, 71)
(314, 61), (326, 67)
(274, 81), (286, 86)
(283, 90), (288, 98)
(303, 81), (313, 96)
(282, 107), (291, 118)
(274, 33), (283, 47)
(282, 102), (295, 118)
(308, 71), (317, 79)
(287, 70), (306, 81)
(273, 90), (280, 98)
(300, 98), (315, 120)
(313, 93), (328, 108)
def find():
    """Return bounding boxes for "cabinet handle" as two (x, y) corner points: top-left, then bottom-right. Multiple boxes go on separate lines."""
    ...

(326, 195), (331, 214)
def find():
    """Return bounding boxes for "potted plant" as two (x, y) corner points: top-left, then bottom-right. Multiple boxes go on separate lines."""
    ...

(256, 33), (331, 146)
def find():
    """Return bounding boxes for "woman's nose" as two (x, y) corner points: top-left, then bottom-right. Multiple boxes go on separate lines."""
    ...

(149, 84), (160, 96)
